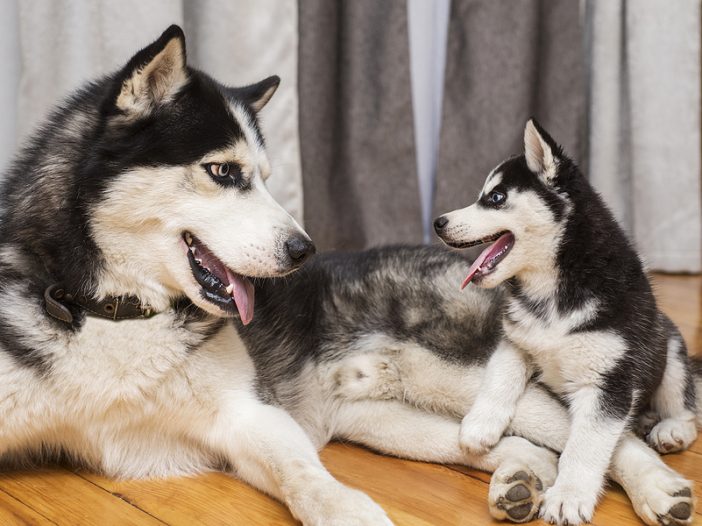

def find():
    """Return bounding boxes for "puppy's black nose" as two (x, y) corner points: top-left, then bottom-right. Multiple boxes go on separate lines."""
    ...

(285, 236), (316, 265)
(434, 216), (449, 232)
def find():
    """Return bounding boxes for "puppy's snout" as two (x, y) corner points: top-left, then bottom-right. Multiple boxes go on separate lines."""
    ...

(285, 236), (316, 266)
(434, 216), (449, 233)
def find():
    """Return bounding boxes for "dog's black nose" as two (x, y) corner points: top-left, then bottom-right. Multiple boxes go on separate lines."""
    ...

(434, 216), (449, 232)
(285, 236), (316, 265)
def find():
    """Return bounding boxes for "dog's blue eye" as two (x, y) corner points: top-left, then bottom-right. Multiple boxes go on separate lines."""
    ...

(489, 191), (506, 205)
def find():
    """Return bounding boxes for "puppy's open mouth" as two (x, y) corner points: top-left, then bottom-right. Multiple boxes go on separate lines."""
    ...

(183, 232), (255, 324)
(460, 231), (515, 288)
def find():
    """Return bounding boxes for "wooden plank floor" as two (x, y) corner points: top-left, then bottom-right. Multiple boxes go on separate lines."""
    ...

(0, 274), (700, 525)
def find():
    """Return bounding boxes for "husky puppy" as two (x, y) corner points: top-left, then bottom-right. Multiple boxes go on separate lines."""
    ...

(428, 119), (699, 524)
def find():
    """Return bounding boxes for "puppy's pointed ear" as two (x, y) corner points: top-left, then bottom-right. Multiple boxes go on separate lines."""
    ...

(112, 25), (188, 117)
(227, 76), (280, 113)
(524, 118), (558, 184)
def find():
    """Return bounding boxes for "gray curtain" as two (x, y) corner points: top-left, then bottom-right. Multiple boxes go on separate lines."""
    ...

(298, 0), (423, 251)
(434, 0), (586, 217)
(587, 0), (701, 272)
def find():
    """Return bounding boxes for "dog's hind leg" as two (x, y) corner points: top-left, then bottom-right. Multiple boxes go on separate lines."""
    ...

(208, 398), (392, 526)
(330, 346), (570, 451)
(644, 329), (698, 454)
(333, 399), (558, 523)
(610, 433), (695, 526)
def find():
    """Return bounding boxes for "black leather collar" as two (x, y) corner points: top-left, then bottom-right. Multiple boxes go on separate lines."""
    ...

(44, 284), (157, 324)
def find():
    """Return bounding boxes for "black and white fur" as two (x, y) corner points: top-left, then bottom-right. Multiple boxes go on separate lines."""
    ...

(424, 119), (699, 524)
(250, 246), (696, 525)
(0, 25), (695, 526)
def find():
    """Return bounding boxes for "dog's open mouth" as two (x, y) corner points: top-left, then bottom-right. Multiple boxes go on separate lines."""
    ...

(461, 231), (515, 288)
(183, 232), (255, 324)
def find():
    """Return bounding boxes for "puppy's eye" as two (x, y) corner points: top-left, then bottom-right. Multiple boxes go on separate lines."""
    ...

(488, 191), (506, 205)
(205, 163), (230, 178)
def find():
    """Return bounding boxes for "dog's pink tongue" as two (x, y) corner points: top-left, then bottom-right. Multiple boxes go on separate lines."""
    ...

(461, 233), (512, 289)
(225, 268), (255, 325)
(461, 250), (491, 289)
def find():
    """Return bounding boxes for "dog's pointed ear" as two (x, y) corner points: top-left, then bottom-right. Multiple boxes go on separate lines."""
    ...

(112, 25), (188, 117)
(227, 76), (280, 113)
(524, 118), (558, 184)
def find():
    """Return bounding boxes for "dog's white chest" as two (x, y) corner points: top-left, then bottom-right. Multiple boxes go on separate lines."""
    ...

(504, 298), (625, 394)
(48, 314), (199, 404)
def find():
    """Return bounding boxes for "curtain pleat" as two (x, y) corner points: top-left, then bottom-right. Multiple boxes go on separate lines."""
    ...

(587, 0), (701, 272)
(297, 0), (422, 251)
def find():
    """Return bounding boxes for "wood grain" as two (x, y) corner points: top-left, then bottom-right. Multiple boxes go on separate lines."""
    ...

(0, 273), (699, 525)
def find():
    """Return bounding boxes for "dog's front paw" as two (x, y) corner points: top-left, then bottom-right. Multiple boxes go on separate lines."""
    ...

(459, 411), (506, 455)
(628, 465), (694, 526)
(647, 416), (697, 454)
(303, 484), (393, 526)
(489, 465), (545, 523)
(332, 352), (402, 401)
(539, 484), (597, 525)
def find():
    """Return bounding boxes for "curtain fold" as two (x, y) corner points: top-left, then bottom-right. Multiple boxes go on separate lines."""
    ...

(298, 0), (422, 251)
(434, 0), (586, 218)
(587, 0), (701, 272)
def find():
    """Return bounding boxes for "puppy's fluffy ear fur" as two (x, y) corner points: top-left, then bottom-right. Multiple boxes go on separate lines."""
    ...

(524, 118), (558, 185)
(112, 25), (188, 117)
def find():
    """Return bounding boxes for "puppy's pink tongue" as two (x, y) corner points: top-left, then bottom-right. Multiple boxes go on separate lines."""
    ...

(461, 250), (491, 289)
(225, 268), (255, 325)
(460, 233), (514, 289)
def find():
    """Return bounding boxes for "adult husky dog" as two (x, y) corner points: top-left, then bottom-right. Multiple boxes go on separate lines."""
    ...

(0, 25), (695, 526)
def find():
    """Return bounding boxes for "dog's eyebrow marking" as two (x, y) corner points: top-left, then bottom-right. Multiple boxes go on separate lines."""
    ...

(480, 171), (503, 198)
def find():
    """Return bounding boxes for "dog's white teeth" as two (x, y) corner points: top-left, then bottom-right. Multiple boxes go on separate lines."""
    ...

(195, 258), (202, 265)
(225, 284), (234, 294)
(185, 232), (193, 246)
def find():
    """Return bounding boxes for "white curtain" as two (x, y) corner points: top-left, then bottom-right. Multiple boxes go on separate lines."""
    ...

(407, 0), (450, 243)
(587, 0), (701, 272)
(1, 0), (304, 224)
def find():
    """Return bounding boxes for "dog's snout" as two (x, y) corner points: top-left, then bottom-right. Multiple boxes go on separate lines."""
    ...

(434, 216), (449, 233)
(285, 236), (316, 265)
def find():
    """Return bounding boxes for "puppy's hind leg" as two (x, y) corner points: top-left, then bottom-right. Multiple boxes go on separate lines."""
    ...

(333, 399), (558, 523)
(646, 332), (698, 454)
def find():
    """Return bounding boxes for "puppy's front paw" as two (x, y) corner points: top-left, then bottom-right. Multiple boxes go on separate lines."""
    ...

(459, 412), (506, 455)
(647, 416), (697, 454)
(540, 484), (597, 525)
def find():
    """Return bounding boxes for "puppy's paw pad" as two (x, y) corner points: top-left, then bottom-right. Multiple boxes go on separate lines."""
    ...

(633, 471), (695, 526)
(647, 417), (697, 454)
(489, 467), (544, 523)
